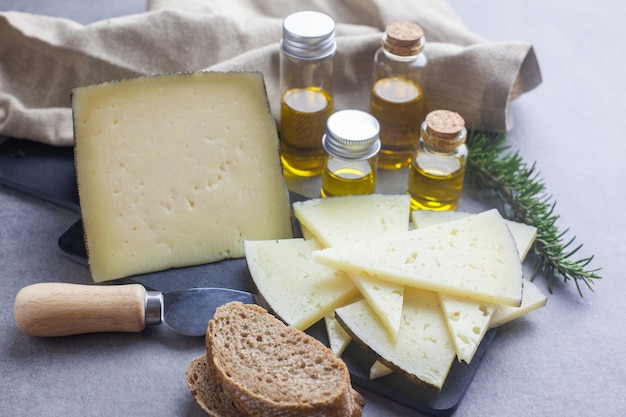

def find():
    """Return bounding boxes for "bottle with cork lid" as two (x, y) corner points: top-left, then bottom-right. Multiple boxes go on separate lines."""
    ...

(370, 21), (427, 170)
(407, 110), (468, 211)
(320, 109), (381, 197)
(279, 11), (336, 178)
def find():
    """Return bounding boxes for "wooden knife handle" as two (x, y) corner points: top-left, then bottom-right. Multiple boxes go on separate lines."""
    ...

(14, 283), (148, 337)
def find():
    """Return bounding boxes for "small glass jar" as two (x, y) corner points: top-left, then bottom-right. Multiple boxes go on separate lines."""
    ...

(407, 110), (467, 211)
(370, 21), (427, 170)
(279, 11), (336, 177)
(321, 110), (381, 197)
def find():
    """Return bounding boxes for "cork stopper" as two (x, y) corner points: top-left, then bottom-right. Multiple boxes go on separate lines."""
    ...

(382, 22), (425, 57)
(423, 110), (466, 151)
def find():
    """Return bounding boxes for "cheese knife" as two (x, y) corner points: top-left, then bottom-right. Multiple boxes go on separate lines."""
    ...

(14, 283), (256, 337)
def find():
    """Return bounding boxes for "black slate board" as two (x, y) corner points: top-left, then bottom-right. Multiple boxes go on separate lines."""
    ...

(1, 137), (495, 416)
(0, 137), (80, 213)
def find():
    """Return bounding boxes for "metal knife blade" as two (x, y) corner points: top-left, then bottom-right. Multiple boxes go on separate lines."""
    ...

(14, 282), (256, 337)
(158, 287), (256, 336)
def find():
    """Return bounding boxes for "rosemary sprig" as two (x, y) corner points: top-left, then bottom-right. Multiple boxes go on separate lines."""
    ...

(465, 131), (601, 296)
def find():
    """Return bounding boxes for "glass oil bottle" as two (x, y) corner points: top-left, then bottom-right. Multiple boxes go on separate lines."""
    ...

(407, 110), (467, 211)
(279, 11), (336, 177)
(370, 21), (427, 170)
(321, 110), (381, 197)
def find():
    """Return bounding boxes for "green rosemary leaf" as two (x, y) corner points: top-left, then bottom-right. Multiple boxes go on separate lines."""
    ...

(465, 130), (601, 296)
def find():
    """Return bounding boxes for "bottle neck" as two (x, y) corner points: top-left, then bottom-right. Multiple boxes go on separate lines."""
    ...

(381, 47), (422, 62)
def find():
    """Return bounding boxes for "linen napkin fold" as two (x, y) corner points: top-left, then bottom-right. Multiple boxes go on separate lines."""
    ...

(0, 0), (541, 147)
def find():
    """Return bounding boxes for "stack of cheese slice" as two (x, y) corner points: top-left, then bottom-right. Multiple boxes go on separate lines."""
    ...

(411, 210), (539, 364)
(368, 210), (547, 380)
(294, 195), (410, 341)
(244, 194), (547, 391)
(244, 238), (359, 331)
(245, 194), (409, 338)
(72, 72), (293, 282)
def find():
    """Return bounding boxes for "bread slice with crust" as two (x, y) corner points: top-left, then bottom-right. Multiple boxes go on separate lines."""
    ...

(186, 355), (241, 417)
(196, 301), (364, 417)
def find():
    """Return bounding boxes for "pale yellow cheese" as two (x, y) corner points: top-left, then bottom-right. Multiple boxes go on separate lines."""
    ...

(372, 281), (545, 376)
(348, 272), (404, 340)
(293, 194), (410, 339)
(490, 279), (547, 328)
(336, 288), (456, 391)
(411, 210), (537, 260)
(293, 194), (410, 248)
(369, 360), (392, 380)
(412, 210), (540, 363)
(72, 72), (292, 282)
(324, 314), (352, 357)
(438, 296), (496, 363)
(314, 209), (523, 306)
(244, 238), (358, 330)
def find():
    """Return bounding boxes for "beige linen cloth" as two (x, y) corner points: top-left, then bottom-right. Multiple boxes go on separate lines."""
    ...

(0, 0), (541, 147)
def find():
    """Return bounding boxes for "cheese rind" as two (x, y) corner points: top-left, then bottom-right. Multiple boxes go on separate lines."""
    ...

(314, 209), (523, 307)
(244, 238), (358, 330)
(72, 72), (292, 282)
(336, 288), (456, 391)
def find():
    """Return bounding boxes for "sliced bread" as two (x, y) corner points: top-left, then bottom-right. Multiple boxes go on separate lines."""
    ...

(186, 355), (241, 417)
(201, 301), (364, 417)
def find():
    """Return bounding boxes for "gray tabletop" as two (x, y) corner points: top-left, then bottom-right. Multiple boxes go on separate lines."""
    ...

(1, 1), (625, 416)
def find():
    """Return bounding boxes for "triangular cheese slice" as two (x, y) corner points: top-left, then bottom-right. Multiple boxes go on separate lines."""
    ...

(369, 360), (393, 380)
(324, 314), (352, 357)
(244, 238), (358, 330)
(437, 295), (496, 363)
(293, 194), (410, 248)
(490, 279), (547, 328)
(314, 209), (523, 307)
(293, 194), (410, 339)
(411, 210), (539, 362)
(347, 272), (404, 340)
(335, 287), (456, 391)
(411, 210), (537, 260)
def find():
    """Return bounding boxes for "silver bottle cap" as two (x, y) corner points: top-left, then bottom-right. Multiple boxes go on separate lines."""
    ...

(323, 110), (381, 160)
(281, 11), (336, 59)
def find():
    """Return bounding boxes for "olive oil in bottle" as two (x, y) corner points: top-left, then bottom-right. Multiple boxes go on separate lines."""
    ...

(321, 163), (377, 197)
(279, 11), (336, 177)
(369, 21), (427, 170)
(370, 76), (423, 169)
(407, 110), (467, 211)
(280, 86), (333, 176)
(321, 110), (380, 197)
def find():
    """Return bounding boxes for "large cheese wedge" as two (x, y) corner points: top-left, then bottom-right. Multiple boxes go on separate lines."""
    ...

(293, 194), (410, 339)
(314, 209), (523, 307)
(335, 287), (456, 391)
(244, 238), (358, 330)
(412, 210), (540, 363)
(72, 72), (292, 282)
